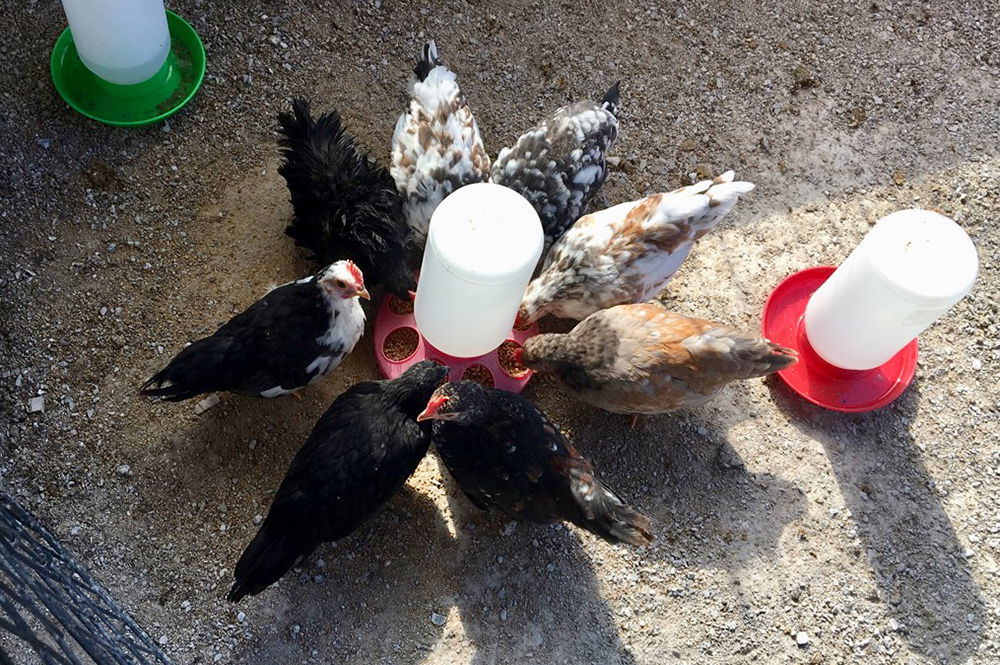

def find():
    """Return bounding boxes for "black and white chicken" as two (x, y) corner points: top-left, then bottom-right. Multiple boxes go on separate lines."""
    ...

(419, 381), (652, 546)
(490, 83), (621, 252)
(140, 261), (368, 401)
(228, 360), (448, 601)
(391, 41), (491, 247)
(278, 98), (416, 299)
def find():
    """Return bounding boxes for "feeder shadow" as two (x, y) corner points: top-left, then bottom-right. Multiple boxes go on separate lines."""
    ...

(768, 378), (986, 663)
(435, 455), (639, 665)
(530, 383), (807, 572)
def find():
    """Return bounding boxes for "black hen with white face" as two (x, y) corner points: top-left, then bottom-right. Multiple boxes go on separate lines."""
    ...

(139, 261), (368, 402)
(228, 360), (448, 602)
(420, 381), (652, 546)
(278, 98), (416, 299)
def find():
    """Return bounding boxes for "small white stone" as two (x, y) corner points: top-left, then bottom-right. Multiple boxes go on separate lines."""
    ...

(237, 611), (246, 623)
(194, 393), (220, 414)
(158, 635), (168, 645)
(888, 618), (900, 631)
(430, 612), (446, 626)
(795, 631), (810, 646)
(117, 464), (131, 476)
(28, 396), (45, 413)
(971, 358), (982, 370)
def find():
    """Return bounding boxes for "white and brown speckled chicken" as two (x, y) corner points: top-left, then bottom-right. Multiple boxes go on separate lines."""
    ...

(391, 40), (490, 247)
(517, 171), (755, 325)
(519, 302), (797, 415)
(491, 83), (620, 252)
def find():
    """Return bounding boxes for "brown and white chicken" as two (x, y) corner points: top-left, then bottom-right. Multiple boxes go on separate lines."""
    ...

(391, 40), (490, 248)
(517, 171), (754, 325)
(518, 302), (797, 415)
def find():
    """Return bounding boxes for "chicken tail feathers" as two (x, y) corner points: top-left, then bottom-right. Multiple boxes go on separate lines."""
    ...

(228, 519), (311, 602)
(138, 337), (236, 402)
(569, 471), (653, 546)
(413, 40), (443, 81)
(763, 342), (799, 374)
(683, 329), (799, 381)
(276, 98), (353, 258)
(601, 81), (621, 117)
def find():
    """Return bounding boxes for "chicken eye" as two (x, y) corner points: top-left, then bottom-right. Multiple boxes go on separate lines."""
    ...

(335, 280), (346, 289)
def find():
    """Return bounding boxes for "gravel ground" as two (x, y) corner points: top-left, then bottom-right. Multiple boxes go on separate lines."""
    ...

(2, 1), (998, 663)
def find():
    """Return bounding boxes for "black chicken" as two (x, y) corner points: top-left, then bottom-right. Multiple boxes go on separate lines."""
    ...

(277, 98), (416, 299)
(228, 360), (448, 602)
(139, 261), (368, 401)
(419, 382), (652, 546)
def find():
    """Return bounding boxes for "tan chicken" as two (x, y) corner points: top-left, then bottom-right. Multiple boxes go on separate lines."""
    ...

(518, 302), (797, 415)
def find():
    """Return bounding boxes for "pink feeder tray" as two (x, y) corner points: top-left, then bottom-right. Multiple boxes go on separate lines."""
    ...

(762, 266), (918, 413)
(373, 292), (538, 393)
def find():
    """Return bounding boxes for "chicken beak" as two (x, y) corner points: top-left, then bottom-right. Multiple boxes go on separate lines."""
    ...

(416, 395), (449, 422)
(512, 347), (525, 366)
(356, 287), (371, 300)
(514, 311), (529, 329)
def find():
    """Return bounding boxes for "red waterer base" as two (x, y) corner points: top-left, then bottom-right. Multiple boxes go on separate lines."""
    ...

(761, 266), (918, 413)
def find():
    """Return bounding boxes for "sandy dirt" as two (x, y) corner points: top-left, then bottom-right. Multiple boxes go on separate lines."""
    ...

(2, 1), (998, 663)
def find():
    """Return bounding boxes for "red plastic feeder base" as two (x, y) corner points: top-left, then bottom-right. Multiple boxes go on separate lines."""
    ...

(373, 290), (537, 393)
(762, 266), (917, 413)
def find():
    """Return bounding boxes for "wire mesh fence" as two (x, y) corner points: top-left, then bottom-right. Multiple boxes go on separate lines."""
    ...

(0, 492), (171, 665)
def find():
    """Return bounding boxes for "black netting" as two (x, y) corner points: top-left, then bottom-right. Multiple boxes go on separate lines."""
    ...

(0, 493), (171, 665)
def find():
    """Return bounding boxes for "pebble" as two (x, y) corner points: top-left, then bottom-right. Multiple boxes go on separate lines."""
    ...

(117, 464), (131, 476)
(28, 396), (44, 413)
(237, 611), (246, 623)
(194, 394), (220, 415)
(888, 618), (900, 631)
(158, 635), (168, 646)
(430, 612), (446, 626)
(971, 358), (982, 370)
(796, 631), (810, 646)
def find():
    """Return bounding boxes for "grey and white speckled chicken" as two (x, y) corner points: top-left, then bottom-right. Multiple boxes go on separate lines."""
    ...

(517, 171), (755, 325)
(519, 302), (797, 415)
(391, 40), (490, 247)
(490, 83), (620, 252)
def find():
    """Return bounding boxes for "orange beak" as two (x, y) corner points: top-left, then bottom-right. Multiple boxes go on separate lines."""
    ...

(416, 394), (449, 422)
(514, 311), (530, 329)
(356, 287), (371, 300)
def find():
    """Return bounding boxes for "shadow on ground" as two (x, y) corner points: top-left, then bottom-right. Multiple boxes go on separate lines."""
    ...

(769, 378), (986, 664)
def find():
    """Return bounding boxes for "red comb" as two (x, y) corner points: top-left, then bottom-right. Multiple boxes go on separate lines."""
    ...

(345, 260), (364, 286)
(416, 394), (449, 422)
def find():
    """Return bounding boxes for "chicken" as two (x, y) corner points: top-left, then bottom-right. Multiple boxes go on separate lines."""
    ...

(391, 40), (491, 247)
(228, 360), (448, 602)
(519, 302), (797, 414)
(517, 171), (755, 325)
(277, 98), (416, 299)
(491, 82), (620, 252)
(418, 381), (652, 546)
(140, 261), (368, 401)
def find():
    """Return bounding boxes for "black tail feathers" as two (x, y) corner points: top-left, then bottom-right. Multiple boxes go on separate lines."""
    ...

(138, 337), (233, 402)
(413, 40), (443, 81)
(601, 81), (621, 117)
(228, 521), (310, 603)
(572, 476), (653, 546)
